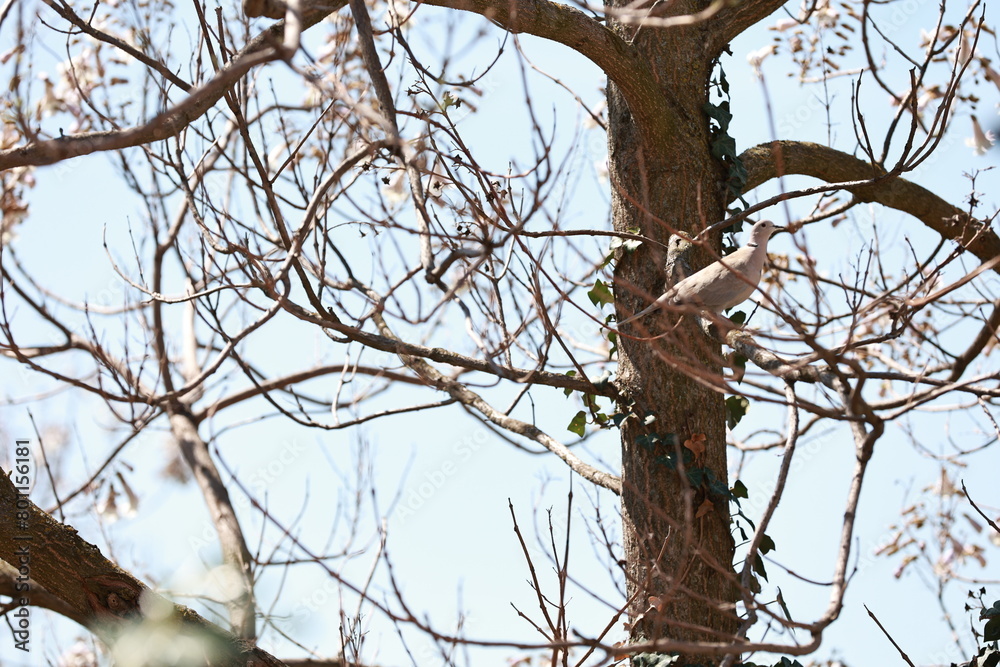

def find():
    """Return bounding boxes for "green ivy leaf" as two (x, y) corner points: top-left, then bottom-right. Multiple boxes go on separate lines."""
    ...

(719, 66), (730, 95)
(759, 533), (776, 554)
(731, 352), (748, 384)
(703, 99), (747, 200)
(729, 310), (747, 326)
(981, 600), (1000, 619)
(776, 587), (793, 623)
(588, 279), (614, 307)
(631, 653), (679, 667)
(703, 100), (733, 130)
(609, 234), (643, 254)
(729, 158), (748, 190)
(776, 659), (805, 667)
(654, 453), (677, 469)
(731, 479), (749, 499)
(985, 616), (1000, 642)
(710, 134), (737, 161)
(752, 553), (769, 581)
(736, 522), (748, 541)
(686, 467), (705, 486)
(567, 411), (587, 437)
(725, 395), (750, 429)
(562, 370), (576, 397)
(708, 478), (729, 498)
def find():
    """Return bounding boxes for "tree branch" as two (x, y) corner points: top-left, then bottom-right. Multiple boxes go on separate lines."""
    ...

(368, 312), (622, 494)
(0, 562), (88, 629)
(723, 327), (837, 386)
(0, 470), (284, 665)
(740, 141), (1000, 269)
(0, 8), (339, 171)
(960, 480), (1000, 536)
(419, 0), (680, 148)
(40, 0), (193, 92)
(818, 379), (882, 628)
(168, 411), (258, 640)
(708, 0), (787, 55)
(195, 364), (428, 421)
(277, 298), (620, 398)
(948, 299), (1000, 381)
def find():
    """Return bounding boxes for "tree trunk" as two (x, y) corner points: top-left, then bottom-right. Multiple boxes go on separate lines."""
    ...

(608, 7), (739, 662)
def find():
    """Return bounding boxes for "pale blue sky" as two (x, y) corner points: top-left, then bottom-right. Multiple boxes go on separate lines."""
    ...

(1, 1), (999, 666)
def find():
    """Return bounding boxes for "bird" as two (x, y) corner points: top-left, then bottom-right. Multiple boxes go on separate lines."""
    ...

(618, 219), (784, 326)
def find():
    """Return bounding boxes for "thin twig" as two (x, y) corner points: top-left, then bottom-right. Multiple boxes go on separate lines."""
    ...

(961, 480), (1000, 536)
(865, 605), (917, 667)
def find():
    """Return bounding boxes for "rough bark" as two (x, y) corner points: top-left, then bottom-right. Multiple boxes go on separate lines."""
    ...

(0, 470), (284, 666)
(709, 0), (787, 53)
(740, 141), (1000, 268)
(420, 0), (682, 148)
(607, 3), (739, 661)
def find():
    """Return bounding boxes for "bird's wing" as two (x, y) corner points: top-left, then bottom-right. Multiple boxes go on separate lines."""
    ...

(673, 248), (757, 311)
(620, 245), (768, 322)
(617, 286), (679, 326)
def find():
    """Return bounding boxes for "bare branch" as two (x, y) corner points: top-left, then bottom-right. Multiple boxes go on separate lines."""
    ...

(169, 411), (258, 639)
(865, 605), (917, 667)
(709, 0), (788, 54)
(419, 0), (681, 148)
(740, 141), (1000, 269)
(369, 311), (622, 494)
(961, 480), (1000, 536)
(0, 470), (284, 665)
(0, 8), (341, 171)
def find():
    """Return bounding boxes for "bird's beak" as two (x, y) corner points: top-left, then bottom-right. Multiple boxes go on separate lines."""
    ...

(772, 226), (789, 235)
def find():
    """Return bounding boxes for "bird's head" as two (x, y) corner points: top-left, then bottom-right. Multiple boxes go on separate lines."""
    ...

(747, 219), (786, 247)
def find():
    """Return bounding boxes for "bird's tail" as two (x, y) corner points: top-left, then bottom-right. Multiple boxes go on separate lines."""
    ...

(616, 291), (674, 327)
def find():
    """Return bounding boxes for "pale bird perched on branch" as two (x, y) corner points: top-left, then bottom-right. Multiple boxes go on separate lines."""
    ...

(618, 219), (784, 326)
